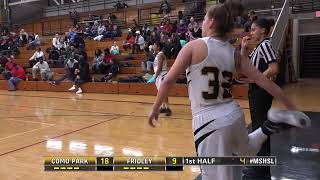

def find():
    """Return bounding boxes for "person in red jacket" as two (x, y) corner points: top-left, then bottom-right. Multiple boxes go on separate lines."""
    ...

(8, 64), (26, 91)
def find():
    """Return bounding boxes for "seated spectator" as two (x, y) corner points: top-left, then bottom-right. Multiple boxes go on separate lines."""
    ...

(74, 33), (85, 48)
(188, 17), (198, 32)
(101, 58), (119, 82)
(92, 49), (104, 73)
(176, 19), (188, 40)
(2, 63), (25, 91)
(123, 32), (135, 51)
(162, 21), (173, 36)
(178, 11), (187, 22)
(132, 31), (145, 54)
(110, 42), (120, 55)
(91, 21), (100, 37)
(103, 22), (116, 40)
(141, 46), (155, 74)
(49, 53), (79, 85)
(19, 29), (29, 46)
(170, 33), (182, 58)
(114, 0), (128, 10)
(159, 0), (171, 14)
(52, 34), (62, 50)
(32, 59), (53, 81)
(29, 47), (45, 67)
(93, 23), (106, 41)
(27, 33), (40, 50)
(189, 23), (202, 40)
(63, 32), (70, 48)
(100, 48), (113, 73)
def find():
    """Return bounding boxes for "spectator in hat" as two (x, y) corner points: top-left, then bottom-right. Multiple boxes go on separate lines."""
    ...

(132, 31), (145, 54)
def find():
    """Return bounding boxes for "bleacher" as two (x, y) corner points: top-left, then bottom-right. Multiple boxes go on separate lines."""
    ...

(1, 0), (269, 98)
(0, 27), (251, 98)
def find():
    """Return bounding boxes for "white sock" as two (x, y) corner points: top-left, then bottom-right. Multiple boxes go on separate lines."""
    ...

(248, 128), (268, 155)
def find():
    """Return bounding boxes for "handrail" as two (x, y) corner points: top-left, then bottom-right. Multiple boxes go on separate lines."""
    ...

(271, 0), (290, 52)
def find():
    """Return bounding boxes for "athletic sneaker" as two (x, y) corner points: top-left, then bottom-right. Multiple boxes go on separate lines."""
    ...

(160, 107), (167, 113)
(48, 81), (56, 86)
(263, 108), (311, 135)
(68, 85), (76, 91)
(76, 87), (82, 94)
(165, 108), (172, 116)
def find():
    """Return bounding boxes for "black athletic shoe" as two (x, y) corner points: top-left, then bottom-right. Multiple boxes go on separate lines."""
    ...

(165, 108), (172, 116)
(159, 107), (166, 113)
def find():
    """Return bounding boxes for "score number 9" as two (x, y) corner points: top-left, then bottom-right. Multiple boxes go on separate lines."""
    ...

(172, 158), (177, 165)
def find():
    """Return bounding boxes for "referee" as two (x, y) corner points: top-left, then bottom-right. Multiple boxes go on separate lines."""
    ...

(242, 18), (277, 180)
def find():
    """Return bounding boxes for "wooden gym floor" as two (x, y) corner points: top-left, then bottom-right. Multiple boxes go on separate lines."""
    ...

(0, 79), (319, 180)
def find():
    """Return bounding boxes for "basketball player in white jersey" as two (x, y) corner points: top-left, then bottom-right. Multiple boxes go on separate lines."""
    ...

(148, 1), (311, 180)
(153, 42), (172, 116)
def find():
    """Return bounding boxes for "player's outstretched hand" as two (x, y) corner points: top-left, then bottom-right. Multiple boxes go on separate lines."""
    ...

(148, 107), (160, 127)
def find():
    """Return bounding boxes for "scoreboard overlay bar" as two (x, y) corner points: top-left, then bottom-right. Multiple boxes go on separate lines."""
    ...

(44, 156), (277, 171)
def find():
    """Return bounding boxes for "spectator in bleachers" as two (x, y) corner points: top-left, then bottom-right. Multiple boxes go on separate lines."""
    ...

(74, 24), (83, 34)
(159, 0), (171, 14)
(47, 46), (61, 67)
(100, 48), (113, 73)
(244, 10), (257, 32)
(178, 11), (187, 22)
(122, 32), (135, 51)
(27, 33), (40, 50)
(103, 22), (116, 40)
(189, 23), (202, 40)
(176, 19), (188, 40)
(66, 44), (78, 59)
(29, 47), (45, 67)
(141, 46), (155, 74)
(93, 23), (106, 41)
(19, 29), (29, 46)
(3, 63), (25, 91)
(74, 33), (85, 48)
(188, 17), (197, 32)
(68, 60), (89, 94)
(132, 31), (145, 54)
(110, 42), (120, 55)
(170, 33), (182, 59)
(63, 32), (70, 48)
(91, 21), (100, 37)
(92, 49), (104, 73)
(131, 19), (138, 34)
(32, 58), (53, 81)
(101, 58), (120, 82)
(162, 20), (173, 36)
(49, 53), (79, 86)
(114, 0), (128, 11)
(151, 27), (160, 45)
(52, 34), (62, 50)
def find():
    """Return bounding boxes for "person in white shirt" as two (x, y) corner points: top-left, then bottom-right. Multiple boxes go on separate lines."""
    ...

(32, 59), (52, 81)
(52, 34), (62, 50)
(110, 42), (120, 55)
(93, 24), (106, 41)
(29, 47), (45, 67)
(132, 31), (145, 54)
(27, 33), (41, 50)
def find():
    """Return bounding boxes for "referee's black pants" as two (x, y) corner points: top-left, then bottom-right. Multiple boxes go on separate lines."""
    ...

(243, 83), (273, 180)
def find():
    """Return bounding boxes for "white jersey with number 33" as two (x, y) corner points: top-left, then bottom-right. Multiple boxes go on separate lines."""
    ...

(186, 37), (235, 115)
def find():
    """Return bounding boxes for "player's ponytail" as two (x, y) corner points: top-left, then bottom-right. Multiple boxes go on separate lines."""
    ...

(207, 0), (244, 38)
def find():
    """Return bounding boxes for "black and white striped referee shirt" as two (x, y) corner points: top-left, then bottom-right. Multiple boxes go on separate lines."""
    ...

(249, 38), (277, 73)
